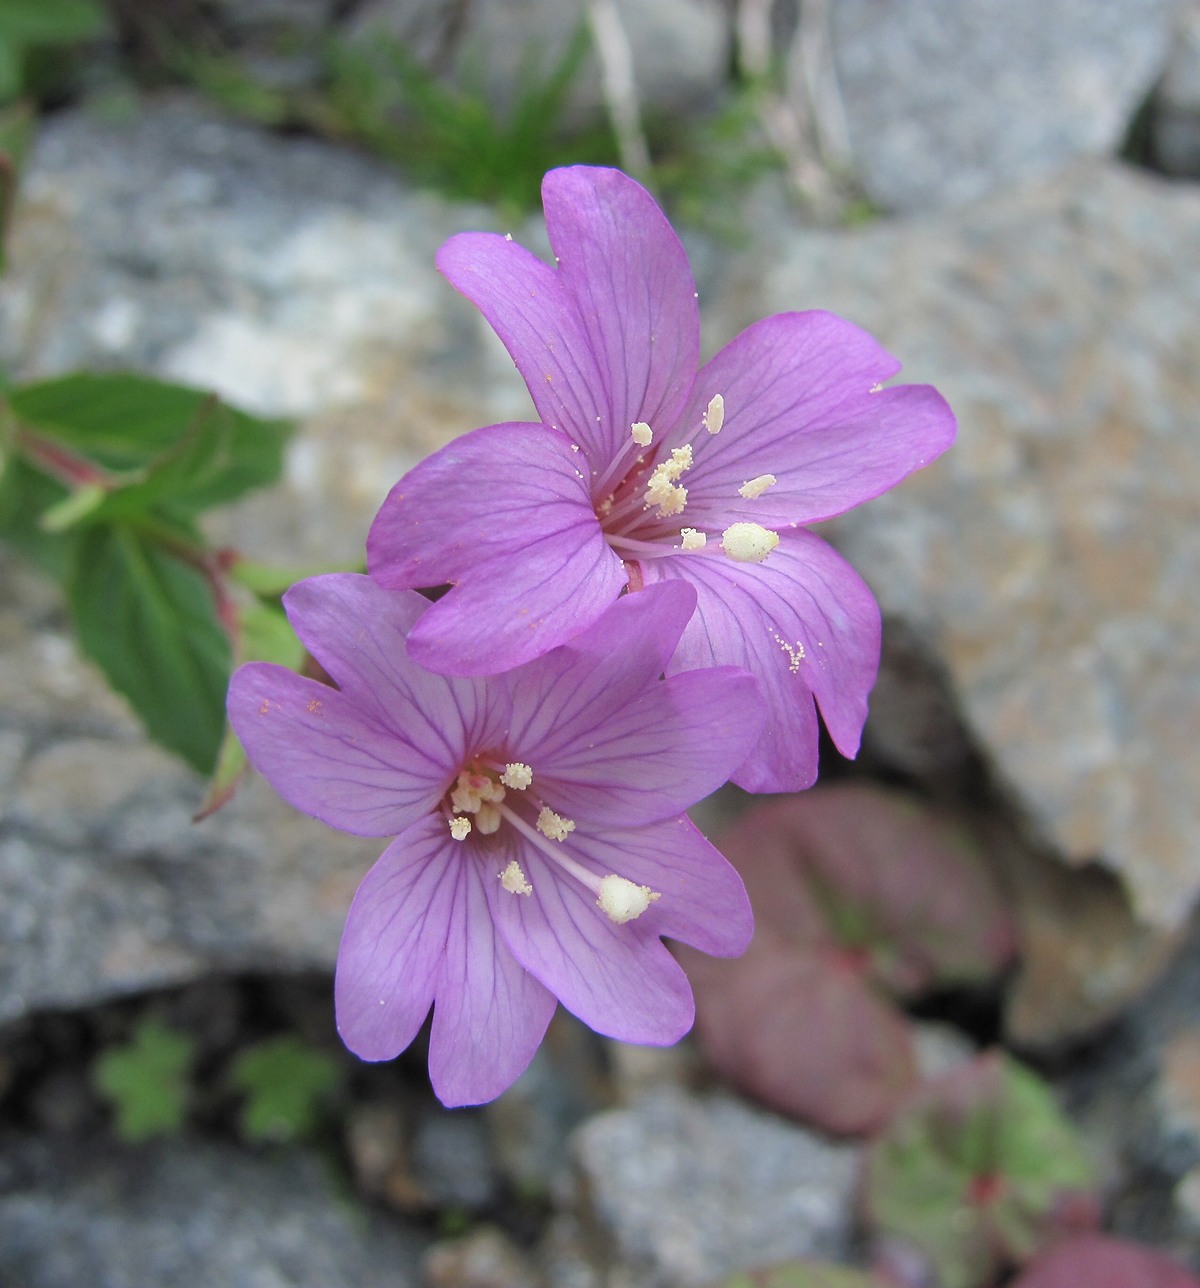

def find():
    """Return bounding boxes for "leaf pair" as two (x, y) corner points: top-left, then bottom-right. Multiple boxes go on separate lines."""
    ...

(1, 371), (292, 775)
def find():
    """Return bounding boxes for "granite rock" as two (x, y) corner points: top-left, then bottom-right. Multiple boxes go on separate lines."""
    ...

(731, 161), (1200, 930)
(829, 0), (1181, 211)
(0, 1134), (427, 1288)
(1153, 0), (1200, 176)
(572, 1089), (860, 1286)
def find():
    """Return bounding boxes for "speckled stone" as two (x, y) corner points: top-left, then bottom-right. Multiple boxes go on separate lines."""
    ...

(731, 161), (1200, 929)
(830, 0), (1180, 211)
(572, 1089), (860, 1286)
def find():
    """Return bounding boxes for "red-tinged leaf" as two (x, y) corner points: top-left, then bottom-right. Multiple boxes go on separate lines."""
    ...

(1011, 1234), (1200, 1288)
(863, 1052), (1095, 1288)
(718, 785), (1016, 997)
(679, 928), (918, 1137)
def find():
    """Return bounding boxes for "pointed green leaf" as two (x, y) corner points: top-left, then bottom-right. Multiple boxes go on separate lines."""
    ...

(0, 452), (77, 579)
(66, 523), (231, 773)
(11, 372), (290, 515)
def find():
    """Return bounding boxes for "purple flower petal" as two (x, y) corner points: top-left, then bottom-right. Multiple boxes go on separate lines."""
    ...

(334, 819), (462, 1060)
(570, 815), (754, 957)
(494, 581), (762, 823)
(427, 857), (557, 1107)
(368, 423), (627, 674)
(228, 663), (447, 836)
(644, 529), (880, 792)
(680, 312), (957, 527)
(542, 167), (700, 451)
(488, 829), (695, 1045)
(528, 665), (765, 826)
(437, 167), (699, 466)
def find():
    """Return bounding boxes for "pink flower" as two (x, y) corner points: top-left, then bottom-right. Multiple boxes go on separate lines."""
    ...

(368, 166), (956, 792)
(227, 575), (762, 1106)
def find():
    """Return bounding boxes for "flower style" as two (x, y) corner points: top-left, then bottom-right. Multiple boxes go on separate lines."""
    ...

(368, 166), (956, 792)
(227, 574), (763, 1106)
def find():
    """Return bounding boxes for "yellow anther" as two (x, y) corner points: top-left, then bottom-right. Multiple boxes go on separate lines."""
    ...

(738, 474), (777, 500)
(721, 522), (780, 563)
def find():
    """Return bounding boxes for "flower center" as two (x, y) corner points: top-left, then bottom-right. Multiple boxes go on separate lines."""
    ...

(591, 397), (780, 568)
(441, 758), (660, 925)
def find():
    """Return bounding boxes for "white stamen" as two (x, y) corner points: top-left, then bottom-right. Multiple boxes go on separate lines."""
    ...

(499, 860), (532, 895)
(500, 762), (533, 790)
(631, 421), (653, 447)
(739, 474), (777, 500)
(679, 528), (707, 551)
(721, 522), (780, 563)
(475, 802), (502, 834)
(537, 806), (576, 841)
(597, 875), (661, 924)
(449, 816), (472, 840)
(704, 394), (725, 434)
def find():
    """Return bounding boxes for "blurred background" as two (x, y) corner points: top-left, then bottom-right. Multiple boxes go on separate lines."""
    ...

(0, 1), (1199, 1284)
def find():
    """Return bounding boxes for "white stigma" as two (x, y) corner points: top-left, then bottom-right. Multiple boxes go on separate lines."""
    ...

(679, 528), (707, 551)
(449, 816), (472, 841)
(500, 762), (533, 790)
(722, 522), (780, 563)
(739, 474), (777, 500)
(630, 421), (653, 447)
(597, 875), (661, 925)
(537, 806), (576, 842)
(704, 393), (725, 434)
(475, 801), (502, 834)
(499, 860), (533, 895)
(450, 770), (506, 814)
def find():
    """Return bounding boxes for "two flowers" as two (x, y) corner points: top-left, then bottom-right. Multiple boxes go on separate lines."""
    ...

(228, 166), (955, 1106)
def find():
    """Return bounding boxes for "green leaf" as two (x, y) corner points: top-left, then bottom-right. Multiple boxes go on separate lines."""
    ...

(0, 452), (77, 579)
(227, 556), (362, 597)
(66, 523), (231, 773)
(0, 0), (106, 47)
(716, 1266), (882, 1288)
(193, 598), (306, 817)
(93, 1018), (196, 1142)
(864, 1052), (1095, 1288)
(229, 1035), (342, 1143)
(11, 372), (290, 515)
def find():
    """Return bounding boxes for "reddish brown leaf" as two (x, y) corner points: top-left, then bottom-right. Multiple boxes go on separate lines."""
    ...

(679, 928), (918, 1136)
(1011, 1234), (1200, 1288)
(716, 785), (1016, 998)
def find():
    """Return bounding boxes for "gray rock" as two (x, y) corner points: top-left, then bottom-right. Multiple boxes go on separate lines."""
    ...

(345, 0), (729, 125)
(572, 1089), (860, 1286)
(829, 0), (1181, 211)
(726, 161), (1200, 930)
(0, 550), (383, 1022)
(0, 1134), (427, 1288)
(1, 95), (530, 568)
(1153, 0), (1200, 175)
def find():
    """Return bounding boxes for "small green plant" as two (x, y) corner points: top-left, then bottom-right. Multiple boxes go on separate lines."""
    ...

(0, 371), (302, 780)
(229, 1034), (342, 1144)
(93, 1017), (196, 1142)
(322, 25), (619, 216)
(0, 0), (105, 104)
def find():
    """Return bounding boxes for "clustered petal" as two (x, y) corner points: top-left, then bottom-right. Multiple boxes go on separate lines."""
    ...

(228, 164), (955, 1106)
